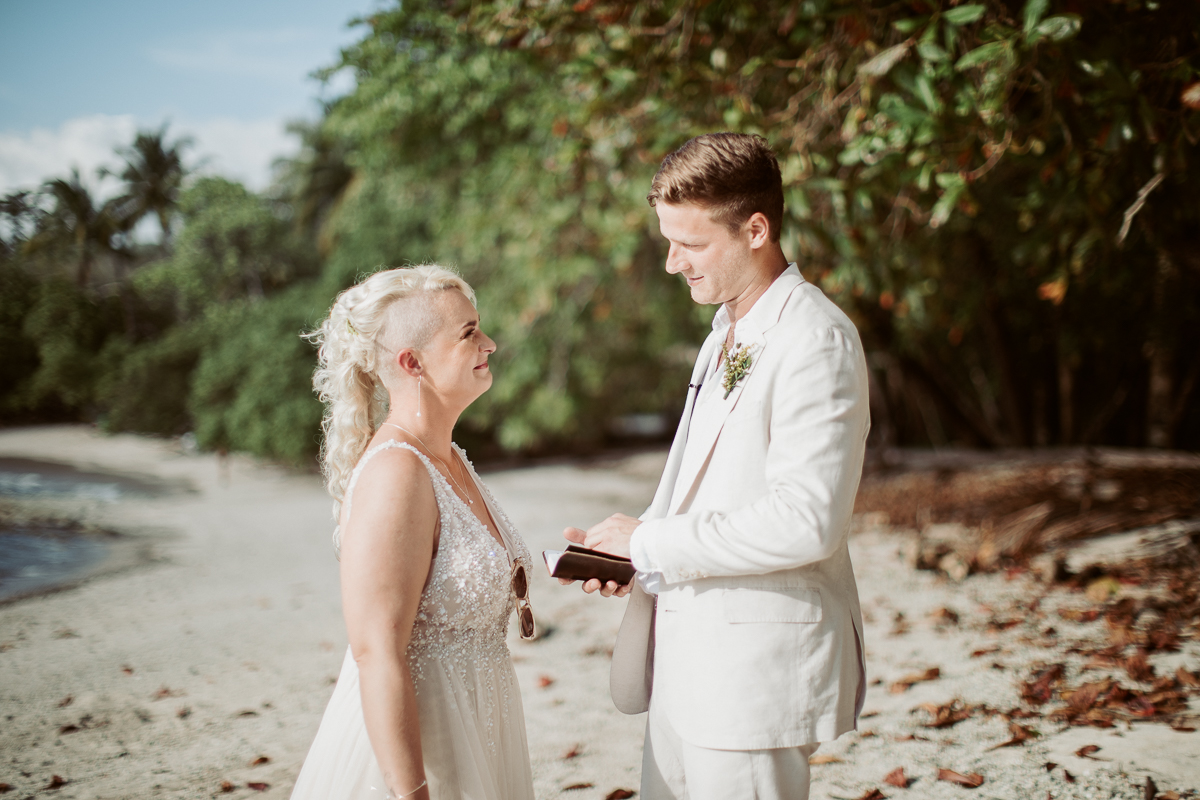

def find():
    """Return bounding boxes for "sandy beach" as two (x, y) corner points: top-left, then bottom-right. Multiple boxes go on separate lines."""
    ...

(1, 426), (1197, 799)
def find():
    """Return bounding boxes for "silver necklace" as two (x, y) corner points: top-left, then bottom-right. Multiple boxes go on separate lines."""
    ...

(381, 422), (474, 505)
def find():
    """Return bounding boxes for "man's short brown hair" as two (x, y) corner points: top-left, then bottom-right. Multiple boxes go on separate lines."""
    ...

(647, 133), (784, 242)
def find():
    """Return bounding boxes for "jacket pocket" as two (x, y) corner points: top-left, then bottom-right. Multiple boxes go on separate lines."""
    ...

(722, 587), (822, 623)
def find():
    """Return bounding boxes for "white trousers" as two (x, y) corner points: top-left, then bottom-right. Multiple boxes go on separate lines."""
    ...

(640, 694), (819, 800)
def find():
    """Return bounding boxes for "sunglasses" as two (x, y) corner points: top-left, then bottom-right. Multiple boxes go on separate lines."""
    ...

(511, 560), (535, 640)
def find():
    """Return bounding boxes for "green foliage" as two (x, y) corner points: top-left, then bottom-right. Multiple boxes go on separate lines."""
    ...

(136, 178), (315, 320)
(188, 285), (327, 464)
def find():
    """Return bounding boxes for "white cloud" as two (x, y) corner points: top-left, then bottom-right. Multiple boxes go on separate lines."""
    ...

(0, 113), (299, 197)
(0, 114), (138, 195)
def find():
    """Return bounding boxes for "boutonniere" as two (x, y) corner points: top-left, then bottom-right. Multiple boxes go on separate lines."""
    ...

(721, 343), (754, 399)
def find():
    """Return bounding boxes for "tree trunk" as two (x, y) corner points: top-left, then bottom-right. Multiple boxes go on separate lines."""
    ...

(1145, 248), (1178, 448)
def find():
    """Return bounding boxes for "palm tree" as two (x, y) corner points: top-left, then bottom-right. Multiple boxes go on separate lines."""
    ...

(34, 170), (118, 286)
(104, 124), (191, 248)
(0, 191), (43, 259)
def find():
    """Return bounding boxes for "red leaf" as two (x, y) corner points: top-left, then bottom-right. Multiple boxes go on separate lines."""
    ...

(1063, 769), (1076, 783)
(937, 769), (984, 788)
(883, 767), (911, 788)
(563, 784), (594, 791)
(120, 665), (134, 675)
(219, 781), (235, 793)
(250, 756), (271, 766)
(44, 775), (68, 790)
(536, 675), (555, 688)
(605, 791), (636, 800)
(855, 790), (887, 800)
(247, 782), (270, 792)
(1074, 744), (1104, 760)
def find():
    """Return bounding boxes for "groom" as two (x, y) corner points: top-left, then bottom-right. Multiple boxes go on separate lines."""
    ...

(564, 133), (869, 799)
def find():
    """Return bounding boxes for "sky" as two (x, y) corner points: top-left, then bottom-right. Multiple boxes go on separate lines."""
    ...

(0, 0), (381, 196)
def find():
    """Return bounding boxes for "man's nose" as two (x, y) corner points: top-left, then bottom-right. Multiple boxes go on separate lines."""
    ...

(665, 243), (685, 274)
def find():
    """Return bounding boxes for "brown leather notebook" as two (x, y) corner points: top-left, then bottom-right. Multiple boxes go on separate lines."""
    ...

(543, 544), (636, 585)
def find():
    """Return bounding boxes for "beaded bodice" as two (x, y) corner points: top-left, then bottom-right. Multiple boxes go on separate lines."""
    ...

(341, 440), (531, 679)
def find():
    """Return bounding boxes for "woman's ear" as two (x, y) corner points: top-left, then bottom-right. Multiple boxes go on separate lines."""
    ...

(395, 348), (422, 378)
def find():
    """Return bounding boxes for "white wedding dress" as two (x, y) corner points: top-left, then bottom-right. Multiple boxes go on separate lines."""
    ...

(290, 441), (535, 800)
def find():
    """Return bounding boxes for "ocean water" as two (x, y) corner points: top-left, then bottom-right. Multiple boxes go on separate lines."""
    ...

(0, 528), (110, 602)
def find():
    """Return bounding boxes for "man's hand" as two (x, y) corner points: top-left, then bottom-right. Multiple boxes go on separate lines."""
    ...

(556, 513), (641, 598)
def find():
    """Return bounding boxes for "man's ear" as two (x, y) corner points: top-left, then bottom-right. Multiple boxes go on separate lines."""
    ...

(396, 348), (422, 378)
(745, 212), (772, 250)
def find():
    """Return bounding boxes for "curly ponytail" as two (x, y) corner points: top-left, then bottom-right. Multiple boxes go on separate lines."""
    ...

(304, 265), (476, 522)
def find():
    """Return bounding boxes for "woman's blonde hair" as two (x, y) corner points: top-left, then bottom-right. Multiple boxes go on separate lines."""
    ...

(305, 265), (476, 516)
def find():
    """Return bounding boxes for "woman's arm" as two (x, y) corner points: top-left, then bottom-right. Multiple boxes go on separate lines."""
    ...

(339, 447), (438, 800)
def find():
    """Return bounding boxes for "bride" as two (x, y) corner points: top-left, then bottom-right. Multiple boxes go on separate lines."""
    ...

(290, 266), (536, 800)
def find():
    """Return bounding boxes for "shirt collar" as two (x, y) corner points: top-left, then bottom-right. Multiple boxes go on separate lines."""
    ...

(711, 263), (804, 341)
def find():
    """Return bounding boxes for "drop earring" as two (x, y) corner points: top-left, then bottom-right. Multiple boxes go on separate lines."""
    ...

(416, 375), (422, 418)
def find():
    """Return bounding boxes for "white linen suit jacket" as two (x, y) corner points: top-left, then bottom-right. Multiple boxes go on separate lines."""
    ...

(610, 265), (869, 751)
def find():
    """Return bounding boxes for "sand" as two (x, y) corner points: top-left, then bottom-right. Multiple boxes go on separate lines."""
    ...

(1, 426), (1196, 799)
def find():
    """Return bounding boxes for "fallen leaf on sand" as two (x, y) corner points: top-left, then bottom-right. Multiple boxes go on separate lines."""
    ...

(1159, 791), (1182, 800)
(853, 789), (887, 800)
(1124, 653), (1155, 682)
(809, 754), (843, 764)
(989, 722), (1038, 749)
(247, 782), (269, 791)
(890, 667), (940, 693)
(860, 710), (880, 718)
(883, 767), (912, 788)
(1062, 768), (1076, 783)
(937, 769), (984, 788)
(250, 756), (270, 766)
(536, 675), (555, 688)
(917, 699), (983, 728)
(1074, 744), (1105, 760)
(44, 775), (68, 789)
(121, 665), (134, 675)
(219, 781), (235, 793)
(970, 646), (1000, 658)
(1043, 762), (1058, 772)
(1177, 667), (1200, 688)
(892, 733), (931, 742)
(236, 709), (259, 718)
(57, 724), (80, 735)
(930, 607), (960, 625)
(562, 745), (583, 759)
(176, 706), (191, 719)
(1143, 776), (1156, 800)
(57, 695), (73, 708)
(563, 784), (593, 791)
(152, 686), (182, 701)
(1021, 664), (1065, 706)
(1171, 724), (1196, 732)
(604, 790), (636, 800)
(0, 783), (12, 793)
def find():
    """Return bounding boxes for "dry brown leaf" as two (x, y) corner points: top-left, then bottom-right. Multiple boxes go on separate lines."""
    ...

(247, 782), (269, 792)
(809, 754), (843, 764)
(1124, 653), (1155, 682)
(57, 724), (80, 735)
(536, 675), (555, 688)
(1177, 667), (1200, 688)
(1171, 724), (1196, 732)
(1074, 744), (1106, 760)
(56, 695), (73, 708)
(970, 646), (1000, 658)
(44, 775), (67, 790)
(604, 790), (636, 800)
(120, 665), (134, 675)
(152, 685), (182, 701)
(1044, 762), (1058, 772)
(1143, 776), (1156, 800)
(219, 781), (235, 793)
(176, 706), (191, 719)
(860, 710), (880, 718)
(930, 607), (960, 625)
(250, 756), (270, 766)
(1160, 791), (1182, 800)
(854, 790), (887, 800)
(1063, 768), (1076, 783)
(988, 722), (1038, 749)
(563, 784), (593, 791)
(937, 769), (984, 788)
(236, 709), (259, 718)
(883, 767), (911, 788)
(890, 667), (940, 693)
(561, 744), (583, 759)
(0, 783), (11, 793)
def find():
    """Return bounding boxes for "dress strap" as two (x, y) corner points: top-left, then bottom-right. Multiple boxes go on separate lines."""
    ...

(333, 440), (448, 558)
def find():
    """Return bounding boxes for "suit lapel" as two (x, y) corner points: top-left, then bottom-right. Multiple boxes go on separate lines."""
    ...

(643, 330), (723, 521)
(669, 328), (768, 515)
